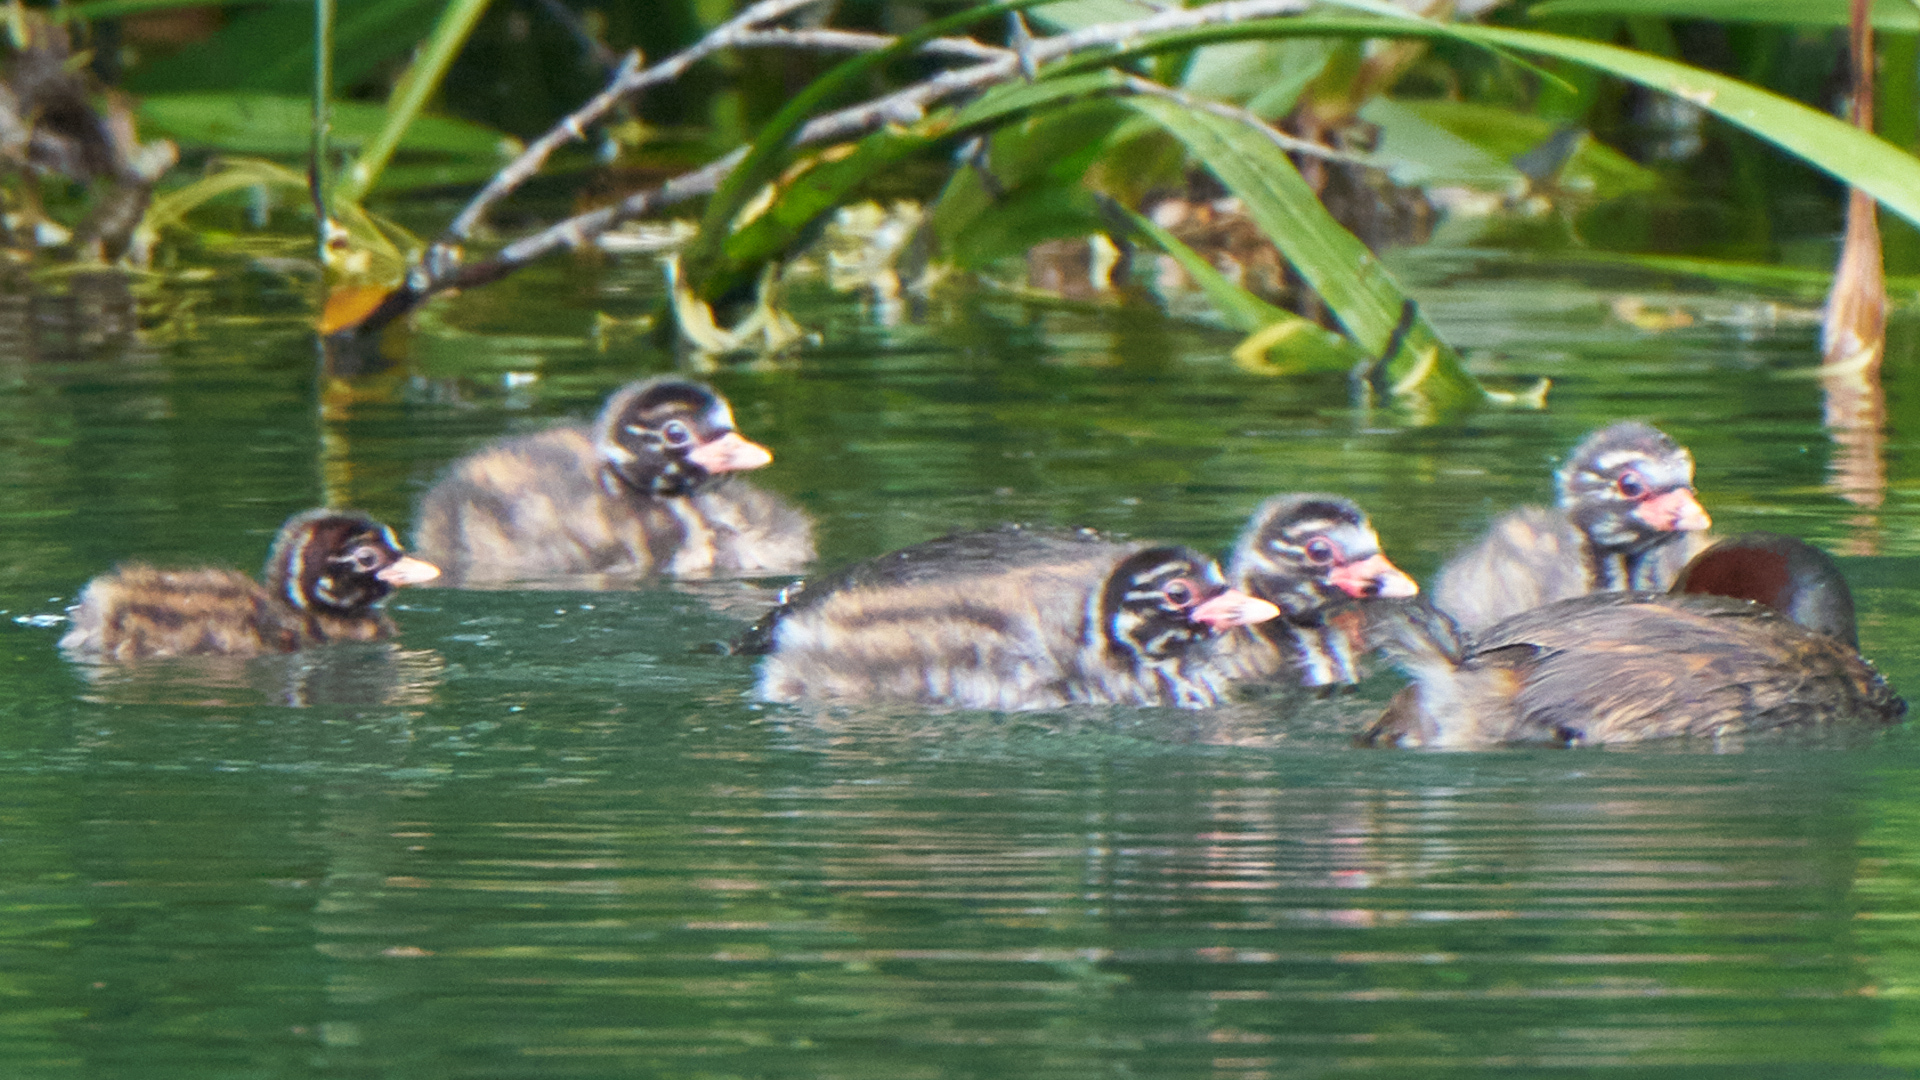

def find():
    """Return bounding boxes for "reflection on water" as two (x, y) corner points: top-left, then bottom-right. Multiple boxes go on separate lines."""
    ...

(5, 731), (1899, 1077)
(67, 642), (446, 709)
(1, 257), (1919, 1077)
(1825, 363), (1888, 557)
(0, 268), (143, 363)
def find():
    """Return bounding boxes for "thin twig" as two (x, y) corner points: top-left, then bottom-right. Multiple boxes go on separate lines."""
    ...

(437, 26), (1005, 257)
(434, 23), (1008, 264)
(376, 0), (1317, 329)
(1007, 11), (1039, 80)
(731, 28), (1012, 62)
(439, 0), (828, 246)
(733, 0), (1320, 172)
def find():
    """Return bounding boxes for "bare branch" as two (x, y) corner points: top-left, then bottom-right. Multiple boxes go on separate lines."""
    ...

(440, 0), (829, 246)
(367, 0), (1320, 334)
(774, 0), (1317, 164)
(436, 8), (1014, 260)
(730, 28), (1012, 62)
(495, 152), (744, 271)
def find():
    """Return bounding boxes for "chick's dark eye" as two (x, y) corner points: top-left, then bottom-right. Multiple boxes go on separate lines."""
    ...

(1616, 471), (1647, 499)
(661, 420), (693, 447)
(349, 546), (383, 572)
(1305, 537), (1336, 564)
(1163, 579), (1196, 608)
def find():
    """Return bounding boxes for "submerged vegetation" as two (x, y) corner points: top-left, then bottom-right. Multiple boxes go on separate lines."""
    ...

(0, 0), (1915, 409)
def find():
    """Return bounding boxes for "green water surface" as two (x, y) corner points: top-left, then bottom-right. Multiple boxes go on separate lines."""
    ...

(3, 251), (1920, 1078)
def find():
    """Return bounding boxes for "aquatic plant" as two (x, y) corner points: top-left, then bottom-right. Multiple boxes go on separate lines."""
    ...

(29, 0), (1920, 410)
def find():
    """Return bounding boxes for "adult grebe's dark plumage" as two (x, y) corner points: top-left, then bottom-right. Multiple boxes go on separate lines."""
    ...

(60, 509), (440, 660)
(750, 526), (1280, 710)
(413, 377), (813, 586)
(1361, 532), (1903, 748)
(1433, 421), (1711, 632)
(1213, 494), (1417, 688)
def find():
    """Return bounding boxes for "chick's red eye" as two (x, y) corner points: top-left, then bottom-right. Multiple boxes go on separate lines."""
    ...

(661, 419), (693, 447)
(1616, 470), (1647, 499)
(1305, 538), (1336, 564)
(1163, 579), (1196, 608)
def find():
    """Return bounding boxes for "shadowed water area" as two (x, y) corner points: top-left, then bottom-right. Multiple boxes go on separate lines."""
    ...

(5, 250), (1920, 1077)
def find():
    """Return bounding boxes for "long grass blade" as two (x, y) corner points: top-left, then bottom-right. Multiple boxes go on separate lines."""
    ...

(682, 0), (1050, 301)
(312, 0), (333, 256)
(332, 0), (493, 208)
(1528, 0), (1919, 30)
(1121, 206), (1363, 372)
(1048, 16), (1920, 231)
(1124, 93), (1485, 407)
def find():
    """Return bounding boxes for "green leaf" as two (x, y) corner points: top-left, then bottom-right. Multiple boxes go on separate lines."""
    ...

(947, 183), (1108, 269)
(1058, 15), (1920, 232)
(1049, 13), (1575, 99)
(1457, 24), (1920, 230)
(139, 94), (512, 159)
(67, 0), (268, 19)
(991, 99), (1135, 188)
(1503, 248), (1920, 297)
(1121, 102), (1382, 340)
(1366, 98), (1658, 196)
(684, 0), (1047, 302)
(136, 158), (414, 271)
(1526, 0), (1920, 29)
(124, 0), (445, 95)
(1027, 0), (1144, 32)
(1356, 98), (1516, 189)
(932, 98), (1133, 268)
(948, 70), (1131, 132)
(333, 0), (495, 207)
(723, 126), (929, 270)
(1119, 206), (1291, 333)
(1181, 38), (1332, 119)
(1126, 96), (1401, 342)
(1122, 206), (1364, 375)
(139, 157), (312, 239)
(1123, 94), (1485, 408)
